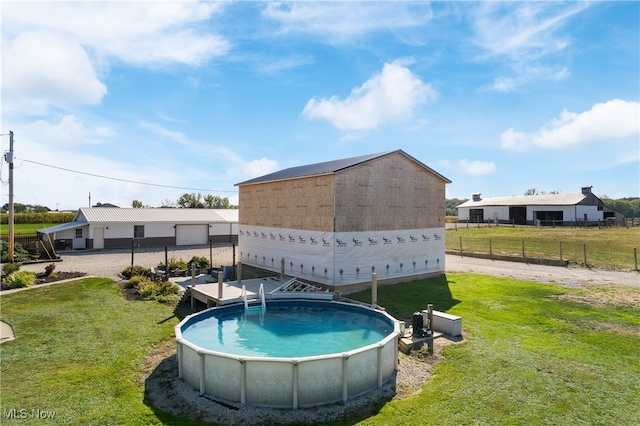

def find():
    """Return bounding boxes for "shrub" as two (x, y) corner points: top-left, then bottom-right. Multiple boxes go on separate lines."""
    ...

(162, 256), (188, 271)
(189, 256), (210, 269)
(121, 265), (151, 279)
(1, 243), (32, 263)
(136, 279), (180, 303)
(44, 263), (56, 277)
(2, 262), (21, 276)
(4, 271), (36, 289)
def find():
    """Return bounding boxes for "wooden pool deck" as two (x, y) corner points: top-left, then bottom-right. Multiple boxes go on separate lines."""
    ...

(170, 275), (335, 308)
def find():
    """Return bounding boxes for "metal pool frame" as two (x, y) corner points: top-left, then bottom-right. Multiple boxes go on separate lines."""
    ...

(175, 300), (401, 409)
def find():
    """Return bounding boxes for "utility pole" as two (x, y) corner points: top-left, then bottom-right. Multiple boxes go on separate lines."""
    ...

(4, 131), (15, 262)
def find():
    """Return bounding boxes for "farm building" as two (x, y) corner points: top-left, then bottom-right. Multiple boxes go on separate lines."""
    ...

(456, 186), (625, 225)
(235, 150), (451, 290)
(37, 207), (238, 251)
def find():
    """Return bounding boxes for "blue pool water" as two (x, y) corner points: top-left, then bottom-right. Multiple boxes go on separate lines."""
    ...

(180, 301), (394, 358)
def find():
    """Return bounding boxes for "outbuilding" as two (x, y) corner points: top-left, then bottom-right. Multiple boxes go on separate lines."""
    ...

(456, 186), (624, 225)
(37, 207), (238, 251)
(235, 150), (451, 290)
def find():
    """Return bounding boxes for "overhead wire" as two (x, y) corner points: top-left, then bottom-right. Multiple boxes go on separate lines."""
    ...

(15, 157), (238, 193)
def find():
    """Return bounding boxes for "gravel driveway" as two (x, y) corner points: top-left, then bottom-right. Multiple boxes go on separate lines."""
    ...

(17, 244), (639, 288)
(18, 245), (234, 282)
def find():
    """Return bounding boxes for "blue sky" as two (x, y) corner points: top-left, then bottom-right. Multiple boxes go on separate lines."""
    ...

(1, 1), (638, 211)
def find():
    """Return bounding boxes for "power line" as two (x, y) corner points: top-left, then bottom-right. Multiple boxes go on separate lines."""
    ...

(16, 157), (238, 193)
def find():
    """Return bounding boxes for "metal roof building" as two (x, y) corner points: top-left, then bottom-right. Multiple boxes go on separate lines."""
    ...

(38, 207), (238, 251)
(456, 186), (624, 225)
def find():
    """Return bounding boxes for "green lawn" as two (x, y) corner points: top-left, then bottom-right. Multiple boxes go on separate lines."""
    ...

(0, 223), (59, 236)
(1, 275), (639, 425)
(446, 226), (640, 270)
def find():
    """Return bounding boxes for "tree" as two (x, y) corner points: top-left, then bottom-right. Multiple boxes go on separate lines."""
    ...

(177, 193), (205, 209)
(446, 198), (468, 216)
(524, 188), (559, 196)
(131, 200), (144, 208)
(160, 199), (175, 208)
(203, 195), (231, 209)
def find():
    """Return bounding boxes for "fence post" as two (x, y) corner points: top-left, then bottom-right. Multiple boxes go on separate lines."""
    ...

(459, 236), (463, 257)
(522, 239), (525, 258)
(559, 241), (563, 261)
(634, 248), (638, 272)
(489, 238), (492, 258)
(583, 244), (587, 266)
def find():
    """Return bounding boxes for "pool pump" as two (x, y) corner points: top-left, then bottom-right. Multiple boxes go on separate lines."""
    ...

(412, 307), (433, 338)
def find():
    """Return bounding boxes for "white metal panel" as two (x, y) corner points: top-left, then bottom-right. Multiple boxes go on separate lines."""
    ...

(576, 205), (602, 221)
(176, 224), (208, 245)
(210, 223), (232, 235)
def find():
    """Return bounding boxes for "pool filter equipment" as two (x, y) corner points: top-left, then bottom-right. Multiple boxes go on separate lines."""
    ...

(412, 312), (425, 336)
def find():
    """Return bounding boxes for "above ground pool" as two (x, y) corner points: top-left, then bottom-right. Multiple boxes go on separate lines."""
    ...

(175, 299), (401, 409)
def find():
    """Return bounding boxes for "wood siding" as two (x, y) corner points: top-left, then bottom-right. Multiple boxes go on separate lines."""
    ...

(239, 174), (335, 231)
(238, 152), (446, 232)
(334, 152), (446, 232)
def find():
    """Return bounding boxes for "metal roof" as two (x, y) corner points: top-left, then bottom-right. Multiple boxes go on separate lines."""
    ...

(235, 150), (451, 186)
(457, 193), (587, 208)
(75, 208), (238, 224)
(37, 222), (86, 234)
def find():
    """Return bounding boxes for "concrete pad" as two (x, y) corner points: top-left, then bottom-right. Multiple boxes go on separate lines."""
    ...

(0, 321), (15, 344)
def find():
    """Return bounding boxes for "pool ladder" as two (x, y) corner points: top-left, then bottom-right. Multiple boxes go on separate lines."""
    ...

(242, 283), (266, 317)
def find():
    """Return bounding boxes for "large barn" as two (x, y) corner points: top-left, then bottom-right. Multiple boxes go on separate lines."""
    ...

(37, 208), (238, 251)
(456, 186), (624, 225)
(235, 150), (451, 290)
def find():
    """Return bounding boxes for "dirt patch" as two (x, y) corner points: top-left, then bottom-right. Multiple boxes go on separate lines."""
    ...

(554, 286), (640, 309)
(35, 271), (86, 284)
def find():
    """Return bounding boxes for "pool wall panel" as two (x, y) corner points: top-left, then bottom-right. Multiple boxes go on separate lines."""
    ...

(347, 349), (378, 396)
(297, 357), (343, 406)
(205, 356), (242, 402)
(246, 361), (294, 407)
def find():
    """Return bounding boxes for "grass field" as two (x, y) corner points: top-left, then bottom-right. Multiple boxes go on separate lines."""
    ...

(1, 274), (638, 425)
(446, 226), (640, 270)
(0, 223), (59, 236)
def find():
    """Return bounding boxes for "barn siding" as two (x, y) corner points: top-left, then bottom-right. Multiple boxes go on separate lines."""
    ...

(239, 174), (335, 231)
(334, 152), (445, 232)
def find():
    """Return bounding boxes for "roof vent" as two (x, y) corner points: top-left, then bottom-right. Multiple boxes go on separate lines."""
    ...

(472, 193), (482, 202)
(581, 186), (592, 195)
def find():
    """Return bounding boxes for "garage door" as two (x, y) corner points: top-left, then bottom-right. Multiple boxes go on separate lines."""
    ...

(175, 225), (209, 246)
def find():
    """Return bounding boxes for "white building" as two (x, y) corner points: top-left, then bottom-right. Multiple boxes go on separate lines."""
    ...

(37, 208), (238, 250)
(456, 186), (623, 225)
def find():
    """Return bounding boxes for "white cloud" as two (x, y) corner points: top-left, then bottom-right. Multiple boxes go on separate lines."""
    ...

(501, 99), (640, 150)
(472, 2), (587, 61)
(2, 32), (107, 113)
(3, 2), (229, 66)
(439, 159), (496, 176)
(303, 60), (436, 130)
(471, 2), (587, 91)
(26, 115), (115, 148)
(2, 2), (229, 114)
(242, 158), (279, 179)
(263, 2), (433, 43)
(140, 122), (190, 147)
(457, 159), (497, 176)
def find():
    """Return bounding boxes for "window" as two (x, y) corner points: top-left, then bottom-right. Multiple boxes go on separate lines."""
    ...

(134, 225), (145, 239)
(75, 228), (83, 238)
